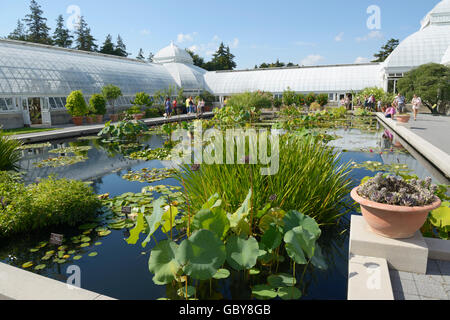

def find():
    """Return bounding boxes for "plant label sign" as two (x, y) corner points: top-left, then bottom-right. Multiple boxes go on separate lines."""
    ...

(122, 206), (132, 217)
(49, 233), (64, 246)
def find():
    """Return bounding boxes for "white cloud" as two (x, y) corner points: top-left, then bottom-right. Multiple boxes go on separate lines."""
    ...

(335, 32), (344, 42)
(354, 56), (370, 64)
(140, 29), (150, 36)
(356, 30), (383, 42)
(293, 41), (316, 47)
(212, 35), (220, 42)
(300, 54), (324, 66)
(177, 32), (198, 43)
(231, 38), (239, 48)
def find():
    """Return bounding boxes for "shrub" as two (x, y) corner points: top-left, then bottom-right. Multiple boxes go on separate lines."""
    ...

(295, 93), (305, 106)
(127, 105), (142, 115)
(0, 132), (22, 171)
(145, 107), (162, 118)
(273, 97), (282, 109)
(227, 91), (273, 111)
(90, 94), (107, 115)
(176, 134), (353, 224)
(0, 173), (101, 237)
(309, 102), (321, 111)
(132, 92), (153, 109)
(102, 84), (122, 114)
(305, 93), (316, 106)
(358, 173), (438, 207)
(356, 87), (395, 106)
(282, 87), (296, 106)
(316, 93), (329, 106)
(65, 90), (88, 117)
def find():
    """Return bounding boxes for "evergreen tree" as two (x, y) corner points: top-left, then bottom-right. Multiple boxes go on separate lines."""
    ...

(23, 0), (52, 44)
(186, 49), (205, 68)
(8, 20), (27, 41)
(147, 52), (154, 62)
(372, 39), (399, 62)
(52, 15), (73, 48)
(114, 35), (128, 57)
(74, 16), (97, 52)
(136, 48), (145, 60)
(206, 42), (236, 71)
(99, 34), (115, 55)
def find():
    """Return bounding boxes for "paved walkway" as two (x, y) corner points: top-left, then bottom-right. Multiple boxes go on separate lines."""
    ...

(11, 112), (214, 143)
(376, 113), (450, 179)
(390, 259), (450, 300)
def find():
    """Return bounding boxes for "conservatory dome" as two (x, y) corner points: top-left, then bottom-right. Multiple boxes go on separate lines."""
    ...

(442, 46), (450, 65)
(153, 42), (194, 64)
(384, 0), (450, 73)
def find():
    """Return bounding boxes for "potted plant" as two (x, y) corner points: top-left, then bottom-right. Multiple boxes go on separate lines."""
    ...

(131, 92), (152, 120)
(102, 84), (122, 122)
(65, 90), (89, 126)
(351, 173), (441, 239)
(128, 105), (144, 120)
(90, 94), (107, 123)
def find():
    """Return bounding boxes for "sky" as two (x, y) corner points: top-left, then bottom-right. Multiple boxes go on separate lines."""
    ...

(0, 0), (442, 69)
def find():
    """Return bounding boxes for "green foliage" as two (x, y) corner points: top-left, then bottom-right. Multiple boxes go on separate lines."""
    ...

(316, 93), (329, 106)
(309, 102), (321, 111)
(0, 133), (22, 171)
(0, 173), (101, 237)
(305, 93), (316, 106)
(273, 97), (282, 109)
(101, 84), (122, 113)
(355, 87), (395, 106)
(98, 120), (148, 141)
(282, 88), (296, 106)
(89, 94), (107, 115)
(397, 63), (450, 114)
(176, 134), (353, 224)
(127, 105), (142, 115)
(372, 38), (399, 62)
(226, 235), (259, 270)
(65, 90), (88, 117)
(295, 93), (305, 106)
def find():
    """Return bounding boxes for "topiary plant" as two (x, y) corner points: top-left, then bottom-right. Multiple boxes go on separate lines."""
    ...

(90, 94), (107, 115)
(358, 173), (438, 207)
(65, 90), (88, 117)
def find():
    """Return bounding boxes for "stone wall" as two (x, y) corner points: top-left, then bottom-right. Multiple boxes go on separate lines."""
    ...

(0, 112), (24, 129)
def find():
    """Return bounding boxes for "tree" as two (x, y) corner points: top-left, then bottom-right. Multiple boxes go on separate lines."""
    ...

(205, 42), (236, 71)
(136, 48), (145, 60)
(89, 94), (107, 116)
(316, 93), (329, 107)
(23, 0), (52, 44)
(99, 34), (115, 55)
(372, 39), (399, 62)
(8, 20), (27, 41)
(102, 84), (122, 115)
(114, 35), (128, 57)
(186, 49), (205, 68)
(148, 52), (154, 63)
(132, 92), (153, 108)
(397, 63), (450, 115)
(74, 16), (97, 52)
(53, 15), (73, 48)
(65, 90), (88, 117)
(305, 93), (316, 106)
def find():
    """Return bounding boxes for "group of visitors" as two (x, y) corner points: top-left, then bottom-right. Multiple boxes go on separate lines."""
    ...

(164, 96), (206, 119)
(384, 93), (422, 121)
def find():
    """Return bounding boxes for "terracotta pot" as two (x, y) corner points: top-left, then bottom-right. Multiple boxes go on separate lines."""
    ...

(72, 116), (84, 126)
(110, 114), (119, 122)
(396, 114), (411, 123)
(86, 116), (95, 124)
(133, 113), (144, 120)
(351, 187), (441, 239)
(96, 115), (103, 123)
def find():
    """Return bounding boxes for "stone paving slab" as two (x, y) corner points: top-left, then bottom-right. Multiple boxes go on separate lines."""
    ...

(390, 259), (450, 300)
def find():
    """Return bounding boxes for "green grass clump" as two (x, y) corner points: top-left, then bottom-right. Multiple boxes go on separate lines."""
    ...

(0, 132), (23, 171)
(176, 134), (353, 225)
(0, 172), (102, 237)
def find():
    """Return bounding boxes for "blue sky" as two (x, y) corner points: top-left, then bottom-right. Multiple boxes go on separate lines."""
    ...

(0, 0), (442, 69)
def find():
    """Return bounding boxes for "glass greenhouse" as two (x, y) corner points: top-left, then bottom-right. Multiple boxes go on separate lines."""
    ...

(1, 0), (449, 129)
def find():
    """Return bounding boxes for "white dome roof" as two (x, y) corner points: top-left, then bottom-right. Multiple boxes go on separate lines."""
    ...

(421, 0), (450, 29)
(163, 63), (206, 90)
(153, 42), (194, 64)
(442, 46), (450, 65)
(384, 1), (450, 72)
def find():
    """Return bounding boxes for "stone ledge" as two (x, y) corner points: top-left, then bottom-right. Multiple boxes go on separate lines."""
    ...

(425, 237), (450, 261)
(350, 215), (429, 274)
(348, 254), (394, 300)
(0, 262), (116, 300)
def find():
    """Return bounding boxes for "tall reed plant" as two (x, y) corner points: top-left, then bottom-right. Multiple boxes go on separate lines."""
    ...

(0, 131), (22, 171)
(176, 134), (353, 225)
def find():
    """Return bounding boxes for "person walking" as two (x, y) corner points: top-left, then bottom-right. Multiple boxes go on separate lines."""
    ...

(165, 97), (172, 119)
(395, 93), (406, 114)
(411, 94), (422, 121)
(188, 96), (194, 114)
(197, 99), (205, 116)
(185, 97), (190, 114)
(172, 98), (178, 115)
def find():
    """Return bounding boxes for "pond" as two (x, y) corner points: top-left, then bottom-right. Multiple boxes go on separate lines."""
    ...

(0, 117), (445, 300)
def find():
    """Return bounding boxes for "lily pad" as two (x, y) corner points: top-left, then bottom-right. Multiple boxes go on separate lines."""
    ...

(252, 285), (277, 300)
(22, 262), (33, 268)
(225, 235), (259, 271)
(98, 230), (111, 237)
(80, 243), (90, 248)
(177, 286), (196, 298)
(249, 268), (260, 275)
(213, 269), (230, 280)
(88, 252), (98, 257)
(34, 264), (46, 271)
(148, 240), (180, 285)
(277, 287), (302, 300)
(267, 273), (296, 287)
(73, 255), (82, 261)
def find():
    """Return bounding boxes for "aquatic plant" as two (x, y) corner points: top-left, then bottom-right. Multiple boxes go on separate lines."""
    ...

(98, 120), (148, 141)
(358, 173), (438, 207)
(176, 134), (353, 225)
(0, 132), (22, 171)
(122, 168), (177, 183)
